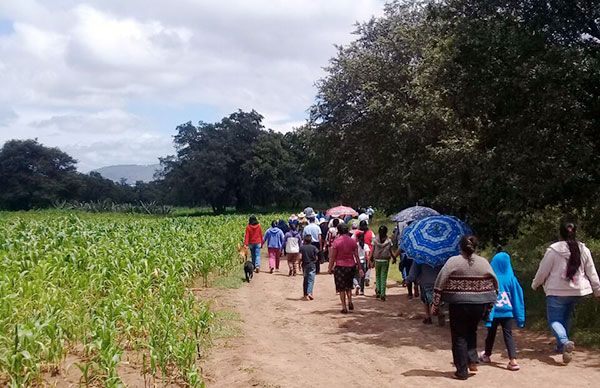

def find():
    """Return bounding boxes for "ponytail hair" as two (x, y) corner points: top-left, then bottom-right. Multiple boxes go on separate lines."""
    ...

(559, 221), (581, 281)
(357, 231), (365, 249)
(378, 225), (388, 242)
(459, 235), (478, 259)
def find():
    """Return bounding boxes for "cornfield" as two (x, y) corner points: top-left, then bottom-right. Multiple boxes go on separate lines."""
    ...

(0, 212), (246, 387)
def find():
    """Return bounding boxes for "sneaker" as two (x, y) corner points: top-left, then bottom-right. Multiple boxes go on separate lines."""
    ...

(308, 294), (314, 300)
(288, 269), (293, 276)
(507, 361), (520, 371)
(563, 341), (575, 364)
(270, 268), (274, 274)
(453, 372), (468, 380)
(479, 352), (491, 363)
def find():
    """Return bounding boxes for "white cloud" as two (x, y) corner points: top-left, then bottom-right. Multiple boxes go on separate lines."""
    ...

(0, 0), (384, 170)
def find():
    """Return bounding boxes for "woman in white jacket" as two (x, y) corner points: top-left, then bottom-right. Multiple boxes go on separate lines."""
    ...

(532, 220), (600, 363)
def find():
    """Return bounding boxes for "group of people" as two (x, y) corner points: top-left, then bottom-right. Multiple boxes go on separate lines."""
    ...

(244, 213), (600, 380)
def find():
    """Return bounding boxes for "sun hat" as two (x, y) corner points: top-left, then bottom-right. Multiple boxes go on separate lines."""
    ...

(303, 207), (315, 218)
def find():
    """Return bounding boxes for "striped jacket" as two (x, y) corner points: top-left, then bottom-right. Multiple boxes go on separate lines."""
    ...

(433, 254), (498, 308)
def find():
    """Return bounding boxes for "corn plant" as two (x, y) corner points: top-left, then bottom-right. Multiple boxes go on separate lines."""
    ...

(0, 211), (254, 386)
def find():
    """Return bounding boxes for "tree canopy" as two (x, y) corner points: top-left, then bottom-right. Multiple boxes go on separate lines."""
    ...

(310, 0), (600, 241)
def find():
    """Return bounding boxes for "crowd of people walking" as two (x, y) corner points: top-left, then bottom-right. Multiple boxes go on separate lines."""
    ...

(244, 209), (600, 380)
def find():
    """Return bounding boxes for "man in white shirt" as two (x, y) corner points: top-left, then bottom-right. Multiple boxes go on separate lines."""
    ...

(303, 217), (323, 273)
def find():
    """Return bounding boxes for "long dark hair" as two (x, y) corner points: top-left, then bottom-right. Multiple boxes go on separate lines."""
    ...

(248, 215), (258, 225)
(559, 221), (581, 281)
(459, 235), (478, 259)
(378, 225), (388, 242)
(357, 231), (365, 249)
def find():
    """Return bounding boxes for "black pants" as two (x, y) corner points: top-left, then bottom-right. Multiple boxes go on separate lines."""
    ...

(311, 242), (321, 273)
(403, 258), (415, 297)
(484, 317), (517, 359)
(449, 303), (486, 377)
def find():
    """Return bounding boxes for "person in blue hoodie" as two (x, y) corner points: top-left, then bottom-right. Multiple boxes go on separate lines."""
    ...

(262, 220), (285, 273)
(479, 250), (525, 371)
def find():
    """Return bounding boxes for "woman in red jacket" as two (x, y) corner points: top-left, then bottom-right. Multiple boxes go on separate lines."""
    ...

(244, 215), (263, 272)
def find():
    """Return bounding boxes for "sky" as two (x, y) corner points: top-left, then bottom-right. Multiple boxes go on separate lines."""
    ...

(0, 0), (385, 172)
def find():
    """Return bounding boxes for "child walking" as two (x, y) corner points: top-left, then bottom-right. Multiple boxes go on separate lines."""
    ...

(300, 234), (319, 300)
(406, 262), (444, 325)
(353, 232), (371, 295)
(480, 250), (525, 371)
(284, 222), (302, 276)
(262, 220), (285, 273)
(372, 225), (393, 301)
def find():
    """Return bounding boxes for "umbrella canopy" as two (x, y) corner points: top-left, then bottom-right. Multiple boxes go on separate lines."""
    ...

(400, 215), (471, 267)
(326, 205), (358, 218)
(390, 206), (439, 223)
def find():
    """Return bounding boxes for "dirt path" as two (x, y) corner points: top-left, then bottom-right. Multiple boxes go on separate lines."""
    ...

(203, 258), (600, 388)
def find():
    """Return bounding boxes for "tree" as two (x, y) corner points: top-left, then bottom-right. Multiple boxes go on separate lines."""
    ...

(311, 0), (600, 241)
(160, 110), (319, 212)
(0, 139), (80, 209)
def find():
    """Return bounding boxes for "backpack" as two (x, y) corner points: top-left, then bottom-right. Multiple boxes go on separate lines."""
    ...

(286, 233), (300, 253)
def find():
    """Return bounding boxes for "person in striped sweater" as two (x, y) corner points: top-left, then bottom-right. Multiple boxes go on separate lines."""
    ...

(432, 235), (498, 380)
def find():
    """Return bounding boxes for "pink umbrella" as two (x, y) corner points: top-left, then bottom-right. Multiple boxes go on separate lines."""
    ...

(326, 205), (358, 218)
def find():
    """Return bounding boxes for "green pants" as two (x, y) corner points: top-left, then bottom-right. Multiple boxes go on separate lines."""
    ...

(375, 259), (390, 297)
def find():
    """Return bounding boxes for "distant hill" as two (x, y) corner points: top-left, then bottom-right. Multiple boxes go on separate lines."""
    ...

(92, 164), (162, 184)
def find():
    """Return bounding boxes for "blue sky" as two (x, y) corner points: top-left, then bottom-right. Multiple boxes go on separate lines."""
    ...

(0, 1), (384, 171)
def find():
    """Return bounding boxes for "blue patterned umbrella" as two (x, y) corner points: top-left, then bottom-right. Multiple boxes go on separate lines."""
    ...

(390, 206), (439, 223)
(400, 215), (471, 267)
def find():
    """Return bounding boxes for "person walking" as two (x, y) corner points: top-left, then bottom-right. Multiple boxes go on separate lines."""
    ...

(356, 220), (374, 287)
(329, 223), (363, 313)
(303, 217), (323, 273)
(319, 218), (329, 263)
(262, 220), (285, 274)
(406, 262), (444, 325)
(432, 235), (498, 380)
(532, 220), (600, 363)
(353, 232), (371, 296)
(284, 222), (302, 276)
(244, 215), (263, 273)
(300, 235), (319, 300)
(371, 225), (394, 301)
(480, 250), (525, 371)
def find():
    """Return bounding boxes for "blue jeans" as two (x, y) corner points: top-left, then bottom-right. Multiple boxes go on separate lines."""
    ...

(303, 264), (316, 296)
(546, 295), (582, 350)
(248, 243), (261, 268)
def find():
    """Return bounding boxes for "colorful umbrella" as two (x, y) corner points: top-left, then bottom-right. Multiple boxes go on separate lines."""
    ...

(400, 215), (471, 267)
(326, 205), (358, 218)
(390, 206), (439, 223)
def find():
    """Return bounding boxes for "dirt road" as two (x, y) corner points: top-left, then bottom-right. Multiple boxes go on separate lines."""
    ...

(203, 258), (600, 388)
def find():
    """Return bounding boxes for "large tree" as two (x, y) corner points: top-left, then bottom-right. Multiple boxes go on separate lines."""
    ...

(311, 0), (600, 240)
(0, 139), (79, 209)
(161, 110), (316, 212)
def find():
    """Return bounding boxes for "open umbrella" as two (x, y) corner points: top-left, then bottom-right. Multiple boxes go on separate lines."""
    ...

(400, 215), (471, 267)
(390, 206), (439, 223)
(326, 205), (358, 218)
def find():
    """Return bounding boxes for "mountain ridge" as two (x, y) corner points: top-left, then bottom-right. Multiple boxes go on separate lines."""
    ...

(92, 164), (161, 184)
